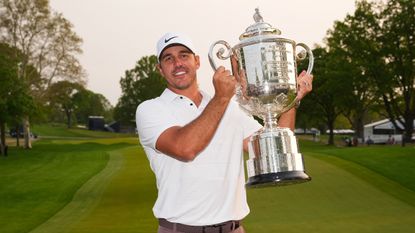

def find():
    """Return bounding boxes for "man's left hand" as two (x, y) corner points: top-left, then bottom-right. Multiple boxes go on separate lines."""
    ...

(296, 71), (313, 100)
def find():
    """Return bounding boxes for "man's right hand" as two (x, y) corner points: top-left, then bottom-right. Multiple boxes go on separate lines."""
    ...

(213, 66), (237, 100)
(155, 66), (237, 161)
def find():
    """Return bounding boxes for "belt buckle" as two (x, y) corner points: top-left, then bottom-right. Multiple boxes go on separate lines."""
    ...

(202, 223), (225, 233)
(203, 221), (236, 233)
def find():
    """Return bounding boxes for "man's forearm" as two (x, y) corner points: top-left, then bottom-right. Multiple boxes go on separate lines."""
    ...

(156, 96), (231, 161)
(278, 108), (296, 131)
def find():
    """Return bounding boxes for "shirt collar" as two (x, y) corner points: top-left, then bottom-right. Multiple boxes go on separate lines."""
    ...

(160, 88), (211, 103)
(160, 88), (178, 102)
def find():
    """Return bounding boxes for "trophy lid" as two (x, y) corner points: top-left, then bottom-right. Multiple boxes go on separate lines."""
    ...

(240, 8), (281, 40)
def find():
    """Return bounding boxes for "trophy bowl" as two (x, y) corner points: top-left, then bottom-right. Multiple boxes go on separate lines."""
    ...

(208, 8), (314, 188)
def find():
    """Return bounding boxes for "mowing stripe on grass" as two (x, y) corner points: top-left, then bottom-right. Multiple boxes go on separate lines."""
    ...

(67, 145), (158, 233)
(23, 141), (415, 233)
(309, 151), (415, 207)
(29, 149), (125, 233)
(245, 154), (415, 233)
(0, 142), (112, 233)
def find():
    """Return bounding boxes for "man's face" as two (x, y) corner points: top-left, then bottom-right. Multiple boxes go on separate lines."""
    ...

(157, 45), (200, 91)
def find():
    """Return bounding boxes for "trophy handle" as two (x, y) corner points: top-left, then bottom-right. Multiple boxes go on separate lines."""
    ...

(208, 40), (233, 70)
(295, 43), (314, 74)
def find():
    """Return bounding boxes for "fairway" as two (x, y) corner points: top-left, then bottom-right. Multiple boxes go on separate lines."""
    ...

(1, 137), (415, 233)
(245, 153), (415, 232)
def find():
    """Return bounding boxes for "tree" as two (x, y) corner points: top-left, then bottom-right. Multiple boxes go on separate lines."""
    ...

(380, 0), (415, 143)
(304, 47), (344, 145)
(0, 43), (34, 155)
(0, 43), (17, 155)
(325, 0), (415, 143)
(0, 0), (85, 148)
(295, 52), (326, 133)
(46, 81), (84, 128)
(114, 55), (166, 126)
(326, 6), (380, 141)
(72, 89), (113, 125)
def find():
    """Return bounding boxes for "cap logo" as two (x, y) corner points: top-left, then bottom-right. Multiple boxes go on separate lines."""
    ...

(164, 36), (178, 43)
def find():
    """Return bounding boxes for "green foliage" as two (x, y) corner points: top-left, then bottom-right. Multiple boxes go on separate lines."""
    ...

(298, 47), (344, 144)
(0, 0), (87, 148)
(0, 0), (85, 88)
(0, 44), (34, 119)
(43, 81), (113, 128)
(72, 89), (113, 125)
(0, 43), (19, 122)
(0, 43), (35, 153)
(325, 1), (383, 139)
(324, 0), (415, 142)
(46, 81), (84, 128)
(114, 55), (166, 126)
(380, 0), (415, 141)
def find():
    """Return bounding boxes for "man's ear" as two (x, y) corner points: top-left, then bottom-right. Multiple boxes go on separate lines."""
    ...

(156, 63), (165, 77)
(195, 55), (201, 69)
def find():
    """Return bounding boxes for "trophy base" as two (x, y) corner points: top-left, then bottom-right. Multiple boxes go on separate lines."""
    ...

(246, 127), (311, 188)
(246, 171), (311, 188)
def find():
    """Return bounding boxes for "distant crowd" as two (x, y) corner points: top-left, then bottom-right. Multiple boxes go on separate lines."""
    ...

(343, 135), (396, 147)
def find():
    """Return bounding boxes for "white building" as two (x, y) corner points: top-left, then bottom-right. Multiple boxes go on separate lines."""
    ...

(363, 119), (415, 144)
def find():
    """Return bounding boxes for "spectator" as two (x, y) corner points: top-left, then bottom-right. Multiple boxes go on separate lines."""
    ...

(366, 136), (374, 146)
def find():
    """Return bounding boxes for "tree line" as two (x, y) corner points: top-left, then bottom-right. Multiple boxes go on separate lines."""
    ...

(1, 0), (413, 156)
(0, 0), (111, 155)
(297, 0), (414, 145)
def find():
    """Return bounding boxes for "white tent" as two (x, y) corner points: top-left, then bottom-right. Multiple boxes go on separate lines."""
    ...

(364, 118), (414, 144)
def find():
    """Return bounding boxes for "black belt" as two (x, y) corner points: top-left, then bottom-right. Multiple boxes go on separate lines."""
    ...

(158, 218), (240, 233)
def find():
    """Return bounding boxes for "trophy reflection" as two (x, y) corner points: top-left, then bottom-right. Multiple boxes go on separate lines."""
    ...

(209, 8), (314, 188)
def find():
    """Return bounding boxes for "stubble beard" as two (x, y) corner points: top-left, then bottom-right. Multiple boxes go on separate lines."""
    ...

(168, 72), (197, 90)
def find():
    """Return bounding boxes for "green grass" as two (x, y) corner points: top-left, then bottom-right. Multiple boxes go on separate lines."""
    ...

(1, 130), (415, 233)
(309, 144), (415, 191)
(68, 146), (157, 233)
(32, 124), (135, 138)
(0, 138), (136, 233)
(240, 140), (415, 232)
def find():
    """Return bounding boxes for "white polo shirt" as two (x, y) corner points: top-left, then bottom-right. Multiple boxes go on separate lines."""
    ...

(136, 88), (262, 226)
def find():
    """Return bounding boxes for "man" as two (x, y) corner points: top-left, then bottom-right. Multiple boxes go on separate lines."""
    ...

(136, 32), (313, 233)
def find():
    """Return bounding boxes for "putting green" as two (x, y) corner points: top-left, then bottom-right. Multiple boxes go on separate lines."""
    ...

(24, 144), (415, 233)
(244, 154), (415, 232)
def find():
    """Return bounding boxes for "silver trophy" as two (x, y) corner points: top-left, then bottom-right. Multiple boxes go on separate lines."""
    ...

(208, 8), (314, 188)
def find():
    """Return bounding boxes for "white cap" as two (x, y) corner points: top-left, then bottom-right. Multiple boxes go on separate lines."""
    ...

(156, 32), (195, 61)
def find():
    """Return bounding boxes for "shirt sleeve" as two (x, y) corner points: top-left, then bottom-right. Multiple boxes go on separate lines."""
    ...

(136, 99), (176, 151)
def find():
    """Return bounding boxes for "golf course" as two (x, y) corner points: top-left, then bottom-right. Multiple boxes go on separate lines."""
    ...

(0, 126), (414, 233)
